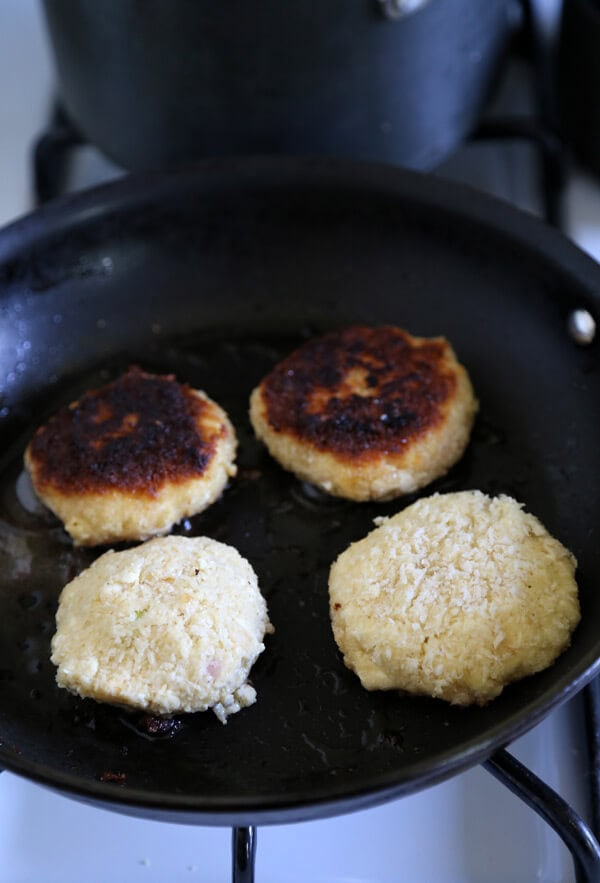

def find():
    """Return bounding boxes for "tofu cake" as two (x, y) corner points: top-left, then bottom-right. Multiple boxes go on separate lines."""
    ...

(51, 535), (272, 722)
(249, 325), (478, 501)
(329, 491), (580, 705)
(25, 366), (237, 545)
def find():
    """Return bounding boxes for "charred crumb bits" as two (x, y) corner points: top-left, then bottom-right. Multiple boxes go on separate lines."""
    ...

(137, 714), (183, 738)
(99, 770), (127, 784)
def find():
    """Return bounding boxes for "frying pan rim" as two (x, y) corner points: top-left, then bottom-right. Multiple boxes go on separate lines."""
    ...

(0, 155), (598, 823)
(0, 153), (597, 297)
(2, 656), (599, 826)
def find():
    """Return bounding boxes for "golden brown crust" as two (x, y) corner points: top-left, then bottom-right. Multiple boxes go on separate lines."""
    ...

(257, 326), (457, 463)
(250, 326), (478, 501)
(25, 367), (237, 545)
(26, 366), (221, 497)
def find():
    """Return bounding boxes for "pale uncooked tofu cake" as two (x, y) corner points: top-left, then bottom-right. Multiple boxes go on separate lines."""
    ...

(329, 491), (580, 705)
(51, 536), (273, 722)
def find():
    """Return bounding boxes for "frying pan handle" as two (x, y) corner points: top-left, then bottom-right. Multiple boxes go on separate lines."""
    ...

(484, 748), (600, 882)
(232, 826), (256, 883)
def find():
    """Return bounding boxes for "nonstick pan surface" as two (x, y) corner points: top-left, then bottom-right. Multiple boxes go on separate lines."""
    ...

(0, 157), (599, 826)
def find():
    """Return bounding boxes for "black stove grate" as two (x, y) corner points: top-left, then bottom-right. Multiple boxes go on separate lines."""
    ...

(228, 745), (600, 883)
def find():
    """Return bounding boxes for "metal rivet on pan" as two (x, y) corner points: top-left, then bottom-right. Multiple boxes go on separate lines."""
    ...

(567, 309), (596, 345)
(377, 0), (431, 20)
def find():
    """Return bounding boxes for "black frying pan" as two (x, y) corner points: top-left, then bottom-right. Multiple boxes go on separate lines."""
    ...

(0, 157), (599, 826)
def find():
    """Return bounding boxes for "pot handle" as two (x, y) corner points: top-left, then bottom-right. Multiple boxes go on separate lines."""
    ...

(377, 0), (433, 20)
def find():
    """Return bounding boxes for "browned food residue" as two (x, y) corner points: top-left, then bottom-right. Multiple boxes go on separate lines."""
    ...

(137, 714), (183, 738)
(261, 326), (457, 459)
(99, 770), (127, 784)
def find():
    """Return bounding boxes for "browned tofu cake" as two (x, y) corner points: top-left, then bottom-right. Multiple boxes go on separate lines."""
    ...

(249, 325), (478, 501)
(25, 366), (237, 546)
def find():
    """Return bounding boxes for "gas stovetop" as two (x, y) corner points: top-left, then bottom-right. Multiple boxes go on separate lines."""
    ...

(1, 2), (600, 881)
(0, 715), (590, 883)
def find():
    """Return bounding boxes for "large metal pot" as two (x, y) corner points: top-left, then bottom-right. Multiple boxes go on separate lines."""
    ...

(41, 0), (517, 171)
